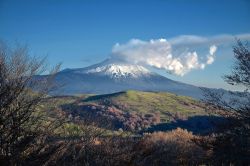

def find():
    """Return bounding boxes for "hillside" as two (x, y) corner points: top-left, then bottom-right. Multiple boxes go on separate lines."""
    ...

(83, 90), (207, 121)
(42, 90), (222, 134)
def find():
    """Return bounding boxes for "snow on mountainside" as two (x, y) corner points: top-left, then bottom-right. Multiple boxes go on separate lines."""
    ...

(66, 59), (152, 79)
(39, 59), (234, 99)
(85, 64), (151, 79)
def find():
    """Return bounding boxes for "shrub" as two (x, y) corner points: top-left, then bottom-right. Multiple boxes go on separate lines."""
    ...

(133, 128), (206, 166)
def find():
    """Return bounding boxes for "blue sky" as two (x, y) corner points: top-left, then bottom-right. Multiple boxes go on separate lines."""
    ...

(0, 0), (250, 90)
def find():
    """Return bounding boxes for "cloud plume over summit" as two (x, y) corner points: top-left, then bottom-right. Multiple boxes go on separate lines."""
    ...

(111, 38), (217, 76)
(111, 34), (250, 76)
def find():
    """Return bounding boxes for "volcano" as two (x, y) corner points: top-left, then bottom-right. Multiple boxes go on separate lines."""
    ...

(43, 59), (207, 99)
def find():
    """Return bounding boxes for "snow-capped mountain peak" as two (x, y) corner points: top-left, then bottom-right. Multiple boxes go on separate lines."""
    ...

(68, 59), (152, 79)
(85, 63), (151, 79)
(45, 59), (208, 98)
(38, 59), (233, 99)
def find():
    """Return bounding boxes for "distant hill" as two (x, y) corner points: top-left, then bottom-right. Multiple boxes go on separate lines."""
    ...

(46, 90), (224, 134)
(82, 90), (207, 120)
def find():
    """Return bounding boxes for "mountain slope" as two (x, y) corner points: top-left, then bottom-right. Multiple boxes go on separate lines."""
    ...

(52, 90), (222, 134)
(47, 59), (205, 99)
(83, 90), (206, 120)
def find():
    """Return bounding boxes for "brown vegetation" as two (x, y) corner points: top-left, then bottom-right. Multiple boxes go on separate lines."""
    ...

(17, 128), (206, 166)
(134, 128), (206, 165)
(0, 42), (62, 165)
(62, 102), (161, 131)
(0, 40), (249, 165)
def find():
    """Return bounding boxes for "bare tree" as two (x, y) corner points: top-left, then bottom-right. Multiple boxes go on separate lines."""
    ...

(0, 41), (133, 166)
(199, 40), (250, 165)
(0, 42), (61, 165)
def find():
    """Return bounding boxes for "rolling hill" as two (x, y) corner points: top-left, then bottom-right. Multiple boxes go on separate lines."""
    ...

(82, 90), (207, 120)
(45, 90), (222, 134)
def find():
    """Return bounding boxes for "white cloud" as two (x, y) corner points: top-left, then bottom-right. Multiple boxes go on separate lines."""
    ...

(206, 45), (217, 65)
(111, 33), (250, 76)
(112, 39), (215, 76)
(169, 33), (250, 46)
(206, 56), (215, 65)
(209, 45), (217, 55)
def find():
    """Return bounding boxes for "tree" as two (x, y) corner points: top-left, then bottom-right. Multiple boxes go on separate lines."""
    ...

(200, 40), (250, 165)
(0, 42), (61, 165)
